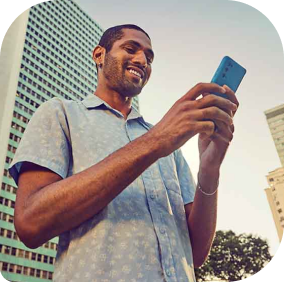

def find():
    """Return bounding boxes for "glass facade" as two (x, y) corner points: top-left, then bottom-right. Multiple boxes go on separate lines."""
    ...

(0, 0), (140, 281)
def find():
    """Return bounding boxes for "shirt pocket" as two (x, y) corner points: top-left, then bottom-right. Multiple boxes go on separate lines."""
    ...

(158, 155), (187, 221)
(158, 154), (182, 196)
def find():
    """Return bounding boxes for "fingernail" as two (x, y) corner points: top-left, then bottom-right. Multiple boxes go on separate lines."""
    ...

(221, 87), (226, 93)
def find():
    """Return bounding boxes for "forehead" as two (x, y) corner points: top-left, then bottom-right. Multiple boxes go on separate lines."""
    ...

(113, 29), (152, 50)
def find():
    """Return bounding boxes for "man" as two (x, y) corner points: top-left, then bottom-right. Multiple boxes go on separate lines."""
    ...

(9, 24), (238, 282)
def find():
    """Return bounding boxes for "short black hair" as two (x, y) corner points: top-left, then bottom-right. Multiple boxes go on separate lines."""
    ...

(98, 24), (151, 53)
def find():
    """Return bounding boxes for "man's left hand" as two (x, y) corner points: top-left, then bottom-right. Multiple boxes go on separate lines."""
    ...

(198, 85), (239, 174)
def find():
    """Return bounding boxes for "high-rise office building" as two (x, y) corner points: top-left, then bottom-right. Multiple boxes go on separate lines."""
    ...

(264, 104), (284, 242)
(0, 0), (141, 281)
(265, 104), (284, 167)
(265, 167), (284, 241)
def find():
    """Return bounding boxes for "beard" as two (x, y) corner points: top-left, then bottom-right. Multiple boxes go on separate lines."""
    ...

(103, 53), (145, 98)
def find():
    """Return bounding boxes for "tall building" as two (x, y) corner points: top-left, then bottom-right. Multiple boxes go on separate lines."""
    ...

(0, 0), (150, 281)
(265, 167), (284, 241)
(265, 104), (284, 167)
(264, 104), (284, 242)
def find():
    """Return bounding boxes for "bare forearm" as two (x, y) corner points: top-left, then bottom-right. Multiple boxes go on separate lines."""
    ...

(19, 130), (161, 248)
(187, 169), (219, 267)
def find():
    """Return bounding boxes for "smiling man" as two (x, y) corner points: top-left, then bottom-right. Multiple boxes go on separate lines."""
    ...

(9, 24), (238, 282)
(93, 26), (154, 118)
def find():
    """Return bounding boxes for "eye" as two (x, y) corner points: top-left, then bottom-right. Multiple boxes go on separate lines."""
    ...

(124, 47), (135, 54)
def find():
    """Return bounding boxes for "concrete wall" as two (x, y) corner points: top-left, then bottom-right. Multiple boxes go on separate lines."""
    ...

(0, 9), (29, 185)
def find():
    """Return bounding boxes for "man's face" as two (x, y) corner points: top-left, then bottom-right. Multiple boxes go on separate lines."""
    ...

(102, 29), (154, 98)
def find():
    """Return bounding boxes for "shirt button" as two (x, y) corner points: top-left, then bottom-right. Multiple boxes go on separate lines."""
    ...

(160, 227), (165, 234)
(150, 194), (155, 199)
(166, 269), (171, 277)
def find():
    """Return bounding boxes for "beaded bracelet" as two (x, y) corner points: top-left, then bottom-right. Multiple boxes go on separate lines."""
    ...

(197, 179), (219, 196)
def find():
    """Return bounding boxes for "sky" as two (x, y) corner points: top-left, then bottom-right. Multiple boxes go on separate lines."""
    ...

(0, 0), (284, 281)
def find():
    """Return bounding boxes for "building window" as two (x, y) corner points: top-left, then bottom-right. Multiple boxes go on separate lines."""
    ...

(36, 269), (41, 278)
(2, 262), (8, 271)
(4, 246), (10, 255)
(25, 251), (30, 259)
(23, 267), (29, 275)
(32, 253), (36, 260)
(18, 249), (25, 258)
(37, 254), (42, 262)
(7, 230), (12, 238)
(44, 255), (48, 263)
(16, 265), (22, 274)
(12, 248), (16, 256)
(9, 264), (14, 272)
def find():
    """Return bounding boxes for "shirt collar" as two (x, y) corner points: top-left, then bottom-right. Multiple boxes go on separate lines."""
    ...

(82, 94), (142, 120)
(82, 94), (105, 109)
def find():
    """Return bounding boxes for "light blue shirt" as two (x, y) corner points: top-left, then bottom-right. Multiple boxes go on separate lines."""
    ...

(9, 95), (197, 282)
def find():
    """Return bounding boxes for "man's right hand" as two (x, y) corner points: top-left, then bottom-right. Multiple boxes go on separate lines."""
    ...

(151, 83), (238, 157)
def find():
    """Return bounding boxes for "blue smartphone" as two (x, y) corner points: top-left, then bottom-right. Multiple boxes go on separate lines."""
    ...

(211, 56), (246, 98)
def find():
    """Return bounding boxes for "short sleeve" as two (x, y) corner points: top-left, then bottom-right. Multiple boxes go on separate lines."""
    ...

(8, 98), (71, 185)
(174, 149), (196, 205)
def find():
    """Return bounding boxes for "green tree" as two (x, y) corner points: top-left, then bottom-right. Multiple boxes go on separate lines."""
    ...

(194, 230), (272, 281)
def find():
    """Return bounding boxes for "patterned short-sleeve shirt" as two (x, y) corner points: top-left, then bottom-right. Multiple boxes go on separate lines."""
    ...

(9, 95), (197, 282)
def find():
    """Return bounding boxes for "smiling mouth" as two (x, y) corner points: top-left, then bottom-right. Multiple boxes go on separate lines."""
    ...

(126, 67), (144, 81)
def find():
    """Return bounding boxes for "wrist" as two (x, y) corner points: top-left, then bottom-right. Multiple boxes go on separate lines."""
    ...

(146, 126), (167, 158)
(198, 168), (220, 194)
(197, 179), (219, 196)
(142, 128), (164, 159)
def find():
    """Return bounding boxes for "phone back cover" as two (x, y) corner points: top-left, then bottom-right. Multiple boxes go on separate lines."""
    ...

(211, 56), (246, 98)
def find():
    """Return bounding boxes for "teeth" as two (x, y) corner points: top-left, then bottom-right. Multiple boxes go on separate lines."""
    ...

(129, 69), (141, 78)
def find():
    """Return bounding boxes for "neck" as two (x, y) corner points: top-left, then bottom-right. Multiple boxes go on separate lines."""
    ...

(94, 82), (132, 120)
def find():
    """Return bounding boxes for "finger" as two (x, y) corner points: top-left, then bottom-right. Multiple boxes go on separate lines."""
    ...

(195, 120), (215, 137)
(212, 129), (233, 144)
(229, 123), (235, 134)
(210, 130), (232, 145)
(185, 83), (226, 101)
(199, 132), (211, 141)
(222, 85), (239, 116)
(195, 107), (233, 127)
(212, 121), (234, 143)
(197, 93), (238, 114)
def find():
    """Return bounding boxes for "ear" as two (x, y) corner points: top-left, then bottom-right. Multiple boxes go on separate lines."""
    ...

(93, 45), (105, 66)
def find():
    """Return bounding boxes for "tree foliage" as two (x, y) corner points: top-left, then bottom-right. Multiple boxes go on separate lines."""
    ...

(194, 230), (272, 281)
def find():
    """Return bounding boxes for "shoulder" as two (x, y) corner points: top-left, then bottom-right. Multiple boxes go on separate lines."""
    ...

(28, 98), (81, 133)
(35, 97), (82, 118)
(38, 97), (77, 110)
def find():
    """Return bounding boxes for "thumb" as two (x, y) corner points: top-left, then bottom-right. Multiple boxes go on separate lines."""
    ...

(199, 132), (212, 141)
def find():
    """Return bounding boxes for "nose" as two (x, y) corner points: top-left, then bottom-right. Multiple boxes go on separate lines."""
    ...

(132, 51), (147, 69)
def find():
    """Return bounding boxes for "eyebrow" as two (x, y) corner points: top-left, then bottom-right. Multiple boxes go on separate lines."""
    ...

(120, 40), (155, 59)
